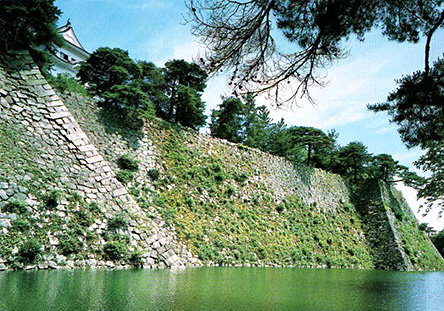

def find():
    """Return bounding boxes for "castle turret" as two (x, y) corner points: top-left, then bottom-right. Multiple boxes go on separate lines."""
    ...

(51, 19), (89, 76)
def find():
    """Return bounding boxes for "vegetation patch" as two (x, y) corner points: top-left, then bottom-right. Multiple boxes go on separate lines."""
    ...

(143, 121), (375, 268)
(2, 200), (28, 215)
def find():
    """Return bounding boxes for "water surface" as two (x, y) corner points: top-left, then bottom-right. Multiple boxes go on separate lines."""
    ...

(0, 267), (443, 310)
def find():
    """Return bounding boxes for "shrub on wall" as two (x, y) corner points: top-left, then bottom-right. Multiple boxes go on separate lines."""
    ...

(108, 214), (128, 231)
(47, 73), (87, 95)
(148, 168), (160, 181)
(42, 190), (61, 209)
(2, 200), (28, 215)
(58, 234), (82, 256)
(115, 169), (134, 185)
(117, 154), (139, 171)
(103, 240), (127, 261)
(17, 239), (42, 263)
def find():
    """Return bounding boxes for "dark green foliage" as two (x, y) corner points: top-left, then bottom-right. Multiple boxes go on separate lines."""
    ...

(102, 84), (152, 113)
(155, 59), (208, 129)
(136, 61), (168, 111)
(225, 185), (235, 197)
(432, 230), (444, 257)
(79, 50), (206, 129)
(58, 234), (82, 256)
(117, 154), (139, 171)
(148, 169), (160, 181)
(233, 172), (248, 183)
(47, 73), (87, 95)
(2, 200), (28, 215)
(369, 154), (399, 182)
(210, 97), (244, 143)
(418, 223), (429, 231)
(334, 142), (372, 183)
(73, 209), (94, 228)
(78, 47), (156, 129)
(101, 86), (153, 130)
(210, 95), (272, 148)
(174, 85), (207, 129)
(115, 169), (134, 185)
(243, 102), (272, 150)
(369, 57), (444, 204)
(265, 119), (288, 156)
(88, 201), (101, 214)
(17, 239), (41, 263)
(108, 215), (128, 231)
(42, 190), (60, 209)
(0, 0), (63, 72)
(368, 58), (444, 149)
(286, 126), (334, 167)
(78, 47), (140, 95)
(11, 219), (30, 231)
(103, 241), (127, 261)
(129, 250), (143, 268)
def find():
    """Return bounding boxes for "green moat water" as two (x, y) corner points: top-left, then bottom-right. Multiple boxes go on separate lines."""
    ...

(1, 267), (443, 310)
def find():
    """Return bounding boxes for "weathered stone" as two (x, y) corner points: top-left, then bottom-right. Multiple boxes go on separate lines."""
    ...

(48, 261), (59, 269)
(105, 261), (115, 268)
(48, 111), (70, 119)
(112, 188), (127, 197)
(11, 105), (24, 114)
(0, 190), (8, 200)
(49, 236), (59, 246)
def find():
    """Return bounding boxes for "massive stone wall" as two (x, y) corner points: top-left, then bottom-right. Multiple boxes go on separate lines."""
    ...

(0, 51), (194, 270)
(0, 51), (442, 271)
(63, 92), (350, 215)
(61, 84), (443, 271)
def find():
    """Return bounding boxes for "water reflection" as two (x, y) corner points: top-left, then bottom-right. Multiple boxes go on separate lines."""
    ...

(0, 268), (443, 310)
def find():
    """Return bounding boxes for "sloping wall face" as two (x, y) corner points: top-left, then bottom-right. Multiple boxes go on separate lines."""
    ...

(0, 51), (194, 270)
(353, 180), (444, 271)
(0, 51), (442, 271)
(61, 87), (444, 271)
(62, 92), (377, 269)
(379, 183), (444, 270)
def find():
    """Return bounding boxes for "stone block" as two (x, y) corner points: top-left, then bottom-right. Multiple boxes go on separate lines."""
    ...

(67, 132), (88, 142)
(112, 188), (127, 197)
(48, 111), (70, 120)
(48, 261), (59, 269)
(86, 155), (103, 164)
(47, 100), (64, 107)
(39, 89), (56, 97)
(0, 190), (8, 200)
(11, 105), (24, 114)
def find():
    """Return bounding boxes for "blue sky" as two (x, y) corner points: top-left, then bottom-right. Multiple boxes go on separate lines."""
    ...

(55, 0), (444, 227)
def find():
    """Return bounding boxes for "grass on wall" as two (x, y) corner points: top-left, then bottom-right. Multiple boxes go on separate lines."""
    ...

(138, 122), (375, 268)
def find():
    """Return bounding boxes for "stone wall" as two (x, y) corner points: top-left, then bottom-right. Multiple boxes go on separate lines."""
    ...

(63, 92), (350, 213)
(0, 51), (194, 270)
(353, 179), (444, 271)
(354, 180), (411, 270)
(60, 86), (443, 271)
(1, 51), (442, 271)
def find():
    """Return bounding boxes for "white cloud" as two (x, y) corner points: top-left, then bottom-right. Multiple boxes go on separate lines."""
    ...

(171, 41), (204, 63)
(375, 127), (391, 134)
